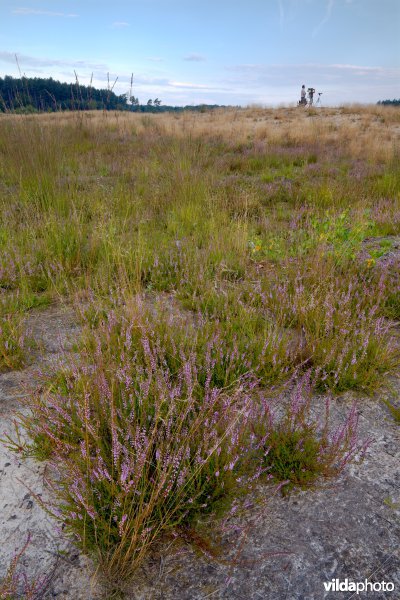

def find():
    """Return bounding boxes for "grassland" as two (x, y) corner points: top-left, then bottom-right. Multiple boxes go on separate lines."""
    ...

(0, 105), (399, 596)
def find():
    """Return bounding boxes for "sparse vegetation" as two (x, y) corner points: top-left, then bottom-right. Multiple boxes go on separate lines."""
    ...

(382, 398), (400, 424)
(0, 534), (52, 599)
(1, 104), (399, 593)
(260, 374), (367, 494)
(0, 312), (32, 372)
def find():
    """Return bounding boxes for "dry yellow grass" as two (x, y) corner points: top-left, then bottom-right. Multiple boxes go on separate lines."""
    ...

(2, 104), (398, 163)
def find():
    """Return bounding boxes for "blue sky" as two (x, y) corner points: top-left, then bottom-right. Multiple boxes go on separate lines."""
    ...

(1, 0), (399, 106)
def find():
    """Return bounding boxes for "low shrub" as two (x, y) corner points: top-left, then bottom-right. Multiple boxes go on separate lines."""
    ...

(265, 270), (399, 392)
(259, 374), (368, 494)
(16, 305), (264, 587)
(7, 302), (368, 591)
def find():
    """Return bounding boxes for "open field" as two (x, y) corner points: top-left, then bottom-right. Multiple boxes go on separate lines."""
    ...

(0, 105), (399, 599)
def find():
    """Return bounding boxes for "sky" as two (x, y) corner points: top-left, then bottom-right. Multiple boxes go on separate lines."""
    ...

(0, 0), (399, 106)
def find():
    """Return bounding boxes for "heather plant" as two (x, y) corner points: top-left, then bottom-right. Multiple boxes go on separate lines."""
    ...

(15, 305), (264, 586)
(264, 267), (398, 392)
(384, 289), (400, 322)
(195, 299), (301, 386)
(126, 290), (299, 387)
(259, 373), (368, 494)
(0, 246), (59, 301)
(9, 303), (369, 589)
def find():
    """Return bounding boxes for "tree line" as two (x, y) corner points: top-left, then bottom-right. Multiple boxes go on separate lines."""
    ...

(377, 99), (400, 106)
(0, 75), (226, 113)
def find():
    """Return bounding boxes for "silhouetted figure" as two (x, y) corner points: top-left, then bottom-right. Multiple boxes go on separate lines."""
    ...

(299, 84), (307, 105)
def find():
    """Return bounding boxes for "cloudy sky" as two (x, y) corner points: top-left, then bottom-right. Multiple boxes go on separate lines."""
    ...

(1, 0), (399, 106)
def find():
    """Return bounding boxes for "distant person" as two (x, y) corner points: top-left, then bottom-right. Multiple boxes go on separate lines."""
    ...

(300, 85), (307, 105)
(308, 87), (315, 105)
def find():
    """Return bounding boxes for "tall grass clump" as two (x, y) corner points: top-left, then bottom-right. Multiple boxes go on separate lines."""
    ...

(0, 312), (31, 372)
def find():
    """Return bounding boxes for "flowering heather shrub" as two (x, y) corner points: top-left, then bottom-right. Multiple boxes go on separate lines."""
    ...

(140, 239), (202, 293)
(19, 308), (264, 583)
(141, 229), (247, 301)
(160, 284), (304, 387)
(8, 301), (369, 587)
(259, 373), (368, 494)
(265, 270), (398, 392)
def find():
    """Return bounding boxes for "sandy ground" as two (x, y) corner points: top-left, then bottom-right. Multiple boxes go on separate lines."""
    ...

(0, 306), (101, 599)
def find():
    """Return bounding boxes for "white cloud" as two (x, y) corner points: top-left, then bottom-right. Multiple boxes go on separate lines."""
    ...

(12, 7), (78, 18)
(226, 62), (400, 83)
(170, 81), (212, 90)
(0, 51), (107, 72)
(222, 61), (400, 104)
(111, 73), (225, 93)
(331, 63), (384, 72)
(183, 54), (206, 62)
